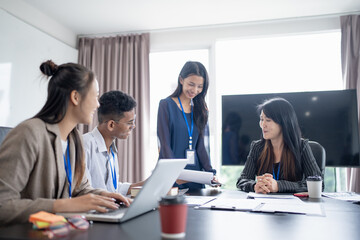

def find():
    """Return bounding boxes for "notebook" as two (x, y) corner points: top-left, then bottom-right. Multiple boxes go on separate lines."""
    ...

(58, 158), (188, 223)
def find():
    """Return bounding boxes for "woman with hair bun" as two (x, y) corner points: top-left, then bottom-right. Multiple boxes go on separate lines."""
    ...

(0, 60), (131, 225)
(236, 97), (322, 193)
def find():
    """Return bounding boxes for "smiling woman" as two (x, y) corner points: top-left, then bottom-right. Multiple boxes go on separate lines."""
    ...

(0, 60), (131, 225)
(236, 97), (322, 194)
(180, 75), (204, 100)
(149, 50), (209, 176)
(157, 61), (217, 190)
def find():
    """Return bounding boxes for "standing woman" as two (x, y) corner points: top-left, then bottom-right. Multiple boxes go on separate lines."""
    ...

(236, 97), (322, 193)
(0, 60), (130, 225)
(157, 61), (216, 190)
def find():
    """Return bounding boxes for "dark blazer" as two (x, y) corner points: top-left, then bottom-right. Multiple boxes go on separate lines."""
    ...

(236, 139), (321, 193)
(0, 118), (104, 225)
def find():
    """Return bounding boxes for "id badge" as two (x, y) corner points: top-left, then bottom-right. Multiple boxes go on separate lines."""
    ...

(186, 149), (195, 165)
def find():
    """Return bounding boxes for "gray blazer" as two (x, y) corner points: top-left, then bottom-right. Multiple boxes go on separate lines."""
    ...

(0, 118), (105, 225)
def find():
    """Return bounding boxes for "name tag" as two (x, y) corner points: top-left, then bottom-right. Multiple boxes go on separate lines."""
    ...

(186, 149), (195, 165)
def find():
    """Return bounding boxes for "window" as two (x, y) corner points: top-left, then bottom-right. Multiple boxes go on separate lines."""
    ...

(215, 31), (346, 191)
(148, 31), (346, 192)
(216, 32), (342, 95)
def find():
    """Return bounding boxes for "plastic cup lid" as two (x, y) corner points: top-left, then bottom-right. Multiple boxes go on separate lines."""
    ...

(307, 175), (322, 181)
(159, 195), (186, 205)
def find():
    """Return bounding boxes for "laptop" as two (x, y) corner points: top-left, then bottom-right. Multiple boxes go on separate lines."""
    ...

(58, 158), (188, 223)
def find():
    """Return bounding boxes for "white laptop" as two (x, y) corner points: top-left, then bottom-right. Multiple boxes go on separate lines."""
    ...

(58, 159), (188, 223)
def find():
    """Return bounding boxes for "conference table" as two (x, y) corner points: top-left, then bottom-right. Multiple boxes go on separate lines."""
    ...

(0, 189), (359, 240)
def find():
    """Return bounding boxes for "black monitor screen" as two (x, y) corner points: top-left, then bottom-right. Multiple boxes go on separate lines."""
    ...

(221, 90), (360, 167)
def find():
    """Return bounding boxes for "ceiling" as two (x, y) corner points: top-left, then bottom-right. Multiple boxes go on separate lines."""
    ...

(23, 0), (360, 36)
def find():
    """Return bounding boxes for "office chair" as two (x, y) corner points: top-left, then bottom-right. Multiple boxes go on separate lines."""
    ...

(308, 141), (326, 179)
(0, 126), (12, 147)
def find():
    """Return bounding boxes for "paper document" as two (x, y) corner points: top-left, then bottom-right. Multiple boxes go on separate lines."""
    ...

(322, 192), (360, 202)
(199, 198), (262, 211)
(178, 170), (213, 185)
(255, 198), (304, 204)
(257, 202), (324, 216)
(198, 197), (324, 216)
(247, 192), (297, 199)
(185, 196), (217, 206)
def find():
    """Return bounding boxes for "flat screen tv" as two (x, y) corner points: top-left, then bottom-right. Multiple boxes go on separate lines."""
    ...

(221, 90), (360, 167)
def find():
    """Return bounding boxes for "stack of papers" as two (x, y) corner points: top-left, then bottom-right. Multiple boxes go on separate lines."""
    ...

(322, 192), (360, 202)
(178, 170), (213, 185)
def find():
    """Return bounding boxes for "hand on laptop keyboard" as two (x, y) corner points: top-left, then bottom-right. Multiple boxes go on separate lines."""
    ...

(115, 198), (130, 207)
(101, 192), (132, 208)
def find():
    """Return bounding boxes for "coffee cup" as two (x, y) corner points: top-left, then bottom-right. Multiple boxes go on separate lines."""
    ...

(159, 195), (187, 239)
(306, 175), (322, 198)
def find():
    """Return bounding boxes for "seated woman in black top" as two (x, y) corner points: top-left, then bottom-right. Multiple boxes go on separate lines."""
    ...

(236, 97), (321, 193)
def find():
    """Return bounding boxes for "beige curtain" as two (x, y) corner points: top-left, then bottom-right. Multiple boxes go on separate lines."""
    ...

(341, 15), (360, 193)
(78, 33), (150, 182)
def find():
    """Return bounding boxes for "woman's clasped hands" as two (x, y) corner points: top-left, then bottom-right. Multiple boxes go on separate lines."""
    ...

(255, 173), (279, 194)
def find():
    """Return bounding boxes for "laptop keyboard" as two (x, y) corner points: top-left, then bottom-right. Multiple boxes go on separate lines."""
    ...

(92, 205), (128, 216)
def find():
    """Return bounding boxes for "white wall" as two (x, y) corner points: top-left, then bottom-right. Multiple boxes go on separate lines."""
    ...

(0, 9), (78, 127)
(0, 0), (77, 48)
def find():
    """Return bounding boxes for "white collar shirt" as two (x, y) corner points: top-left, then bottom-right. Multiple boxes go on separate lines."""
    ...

(83, 127), (130, 195)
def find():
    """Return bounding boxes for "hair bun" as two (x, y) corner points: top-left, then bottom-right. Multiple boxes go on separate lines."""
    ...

(40, 60), (58, 77)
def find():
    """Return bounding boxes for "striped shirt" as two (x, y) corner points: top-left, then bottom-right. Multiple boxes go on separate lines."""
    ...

(236, 139), (321, 193)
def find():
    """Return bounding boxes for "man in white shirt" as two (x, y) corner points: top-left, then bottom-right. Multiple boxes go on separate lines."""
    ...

(83, 90), (144, 195)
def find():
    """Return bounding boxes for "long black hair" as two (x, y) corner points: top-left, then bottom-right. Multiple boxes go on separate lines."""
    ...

(256, 97), (302, 180)
(170, 61), (209, 134)
(34, 60), (95, 188)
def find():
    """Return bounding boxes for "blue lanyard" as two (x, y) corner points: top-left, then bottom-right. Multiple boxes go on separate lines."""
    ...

(178, 97), (194, 150)
(272, 162), (281, 180)
(63, 140), (72, 198)
(109, 146), (117, 190)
